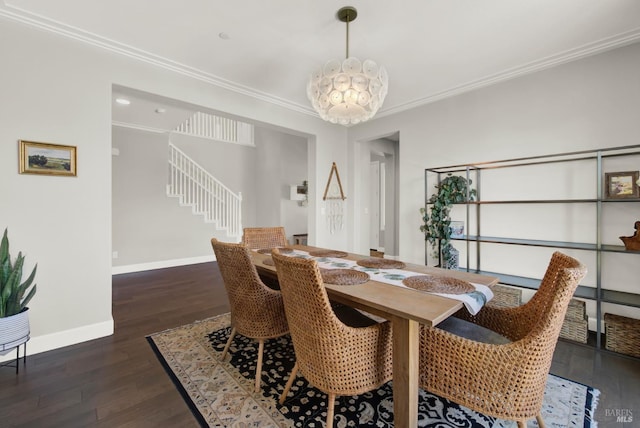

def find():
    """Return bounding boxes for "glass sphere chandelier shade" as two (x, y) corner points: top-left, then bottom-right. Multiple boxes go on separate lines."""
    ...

(307, 6), (388, 126)
(307, 57), (388, 125)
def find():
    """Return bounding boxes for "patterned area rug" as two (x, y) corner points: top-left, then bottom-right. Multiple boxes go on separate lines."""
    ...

(147, 313), (600, 427)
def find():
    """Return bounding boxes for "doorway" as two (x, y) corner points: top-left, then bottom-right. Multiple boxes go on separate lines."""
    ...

(360, 134), (399, 258)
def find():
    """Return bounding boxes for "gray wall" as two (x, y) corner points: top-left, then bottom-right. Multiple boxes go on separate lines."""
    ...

(112, 126), (308, 269)
(3, 6), (638, 357)
(0, 14), (346, 357)
(255, 128), (309, 243)
(350, 41), (640, 264)
(112, 127), (239, 267)
(355, 138), (399, 256)
(348, 41), (640, 324)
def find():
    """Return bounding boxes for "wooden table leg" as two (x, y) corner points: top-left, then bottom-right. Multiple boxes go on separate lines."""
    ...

(392, 315), (419, 428)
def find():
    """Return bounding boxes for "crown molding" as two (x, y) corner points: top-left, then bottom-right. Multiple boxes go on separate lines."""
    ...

(0, 4), (316, 117)
(2, 4), (639, 122)
(376, 27), (640, 119)
(111, 121), (258, 148)
(111, 121), (169, 134)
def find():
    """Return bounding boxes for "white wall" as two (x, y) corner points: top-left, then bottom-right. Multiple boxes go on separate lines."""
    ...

(112, 127), (242, 269)
(0, 16), (346, 358)
(349, 41), (640, 324)
(355, 138), (398, 257)
(5, 9), (636, 357)
(111, 126), (308, 271)
(169, 132), (259, 230)
(254, 128), (309, 243)
(0, 20), (115, 356)
(350, 41), (640, 262)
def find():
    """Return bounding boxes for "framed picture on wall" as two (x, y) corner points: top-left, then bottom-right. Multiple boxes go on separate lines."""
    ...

(604, 171), (639, 199)
(19, 140), (77, 176)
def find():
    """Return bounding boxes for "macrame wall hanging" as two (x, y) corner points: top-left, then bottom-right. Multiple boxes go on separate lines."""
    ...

(322, 162), (346, 234)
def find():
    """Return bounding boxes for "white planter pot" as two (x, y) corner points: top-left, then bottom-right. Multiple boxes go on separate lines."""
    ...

(0, 308), (30, 356)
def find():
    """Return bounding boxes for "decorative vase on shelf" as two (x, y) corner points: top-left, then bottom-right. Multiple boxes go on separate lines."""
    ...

(442, 246), (459, 270)
(619, 220), (640, 251)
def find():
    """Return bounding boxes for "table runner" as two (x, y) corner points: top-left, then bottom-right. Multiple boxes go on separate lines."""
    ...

(267, 249), (493, 315)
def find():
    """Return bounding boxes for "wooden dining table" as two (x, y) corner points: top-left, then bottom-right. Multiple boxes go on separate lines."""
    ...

(252, 245), (499, 428)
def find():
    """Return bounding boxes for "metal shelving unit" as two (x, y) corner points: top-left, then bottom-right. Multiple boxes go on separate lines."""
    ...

(424, 144), (640, 349)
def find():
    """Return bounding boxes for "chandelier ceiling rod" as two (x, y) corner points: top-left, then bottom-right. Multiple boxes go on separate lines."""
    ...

(337, 7), (357, 59)
(346, 14), (349, 58)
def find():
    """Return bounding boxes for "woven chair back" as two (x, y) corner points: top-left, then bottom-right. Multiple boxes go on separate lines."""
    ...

(242, 227), (288, 250)
(210, 239), (288, 340)
(501, 253), (585, 341)
(504, 251), (588, 410)
(419, 251), (587, 422)
(272, 249), (393, 395)
(528, 252), (588, 336)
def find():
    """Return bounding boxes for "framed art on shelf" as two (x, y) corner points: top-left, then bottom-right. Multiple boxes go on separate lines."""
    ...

(604, 171), (639, 199)
(449, 221), (465, 238)
(19, 140), (77, 176)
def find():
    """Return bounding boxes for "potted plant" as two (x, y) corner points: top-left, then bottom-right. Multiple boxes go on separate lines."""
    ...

(0, 228), (37, 356)
(420, 174), (476, 269)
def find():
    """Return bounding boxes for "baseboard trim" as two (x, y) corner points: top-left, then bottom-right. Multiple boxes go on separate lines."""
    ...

(112, 255), (216, 275)
(0, 318), (114, 362)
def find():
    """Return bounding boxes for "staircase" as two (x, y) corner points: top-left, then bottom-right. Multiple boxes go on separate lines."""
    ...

(167, 142), (242, 238)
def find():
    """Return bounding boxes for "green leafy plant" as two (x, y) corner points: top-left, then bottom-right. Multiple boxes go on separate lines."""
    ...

(420, 174), (476, 268)
(0, 229), (37, 318)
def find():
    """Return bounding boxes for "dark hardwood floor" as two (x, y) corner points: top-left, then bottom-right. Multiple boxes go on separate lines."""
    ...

(1, 262), (638, 427)
(1, 262), (228, 427)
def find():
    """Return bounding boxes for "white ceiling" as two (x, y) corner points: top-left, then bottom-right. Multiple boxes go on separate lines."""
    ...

(3, 0), (640, 124)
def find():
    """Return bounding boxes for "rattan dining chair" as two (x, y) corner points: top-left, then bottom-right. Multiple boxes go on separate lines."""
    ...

(419, 251), (587, 428)
(210, 238), (289, 393)
(241, 226), (288, 250)
(271, 250), (393, 428)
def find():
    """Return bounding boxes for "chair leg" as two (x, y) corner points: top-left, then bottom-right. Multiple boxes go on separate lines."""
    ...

(516, 421), (526, 428)
(536, 414), (546, 428)
(279, 362), (299, 405)
(221, 327), (236, 361)
(326, 393), (336, 428)
(255, 339), (265, 393)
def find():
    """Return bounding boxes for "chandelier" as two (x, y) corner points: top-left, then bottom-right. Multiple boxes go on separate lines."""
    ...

(307, 6), (388, 126)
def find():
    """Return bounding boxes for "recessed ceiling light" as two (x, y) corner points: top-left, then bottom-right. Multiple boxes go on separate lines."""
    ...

(115, 98), (130, 105)
(218, 32), (230, 40)
(155, 108), (166, 114)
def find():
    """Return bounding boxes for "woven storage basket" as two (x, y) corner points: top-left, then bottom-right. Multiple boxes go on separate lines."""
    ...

(369, 249), (384, 258)
(489, 284), (522, 308)
(605, 313), (640, 358)
(565, 299), (586, 321)
(559, 315), (588, 343)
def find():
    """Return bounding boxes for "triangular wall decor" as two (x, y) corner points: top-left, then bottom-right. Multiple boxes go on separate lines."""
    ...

(322, 162), (346, 201)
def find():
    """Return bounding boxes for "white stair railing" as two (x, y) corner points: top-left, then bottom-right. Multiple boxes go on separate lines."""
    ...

(167, 142), (242, 238)
(174, 112), (254, 146)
